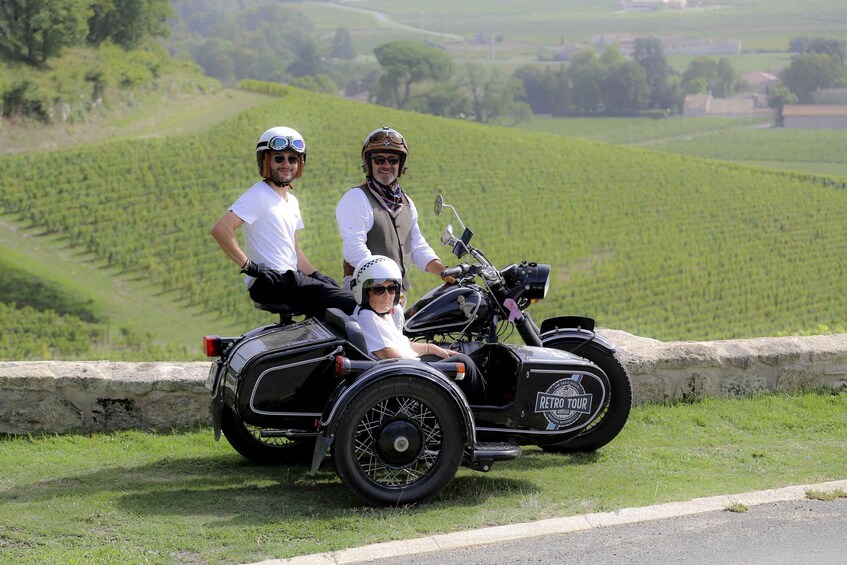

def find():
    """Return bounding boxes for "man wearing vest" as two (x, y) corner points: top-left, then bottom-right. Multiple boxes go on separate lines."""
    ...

(335, 126), (452, 307)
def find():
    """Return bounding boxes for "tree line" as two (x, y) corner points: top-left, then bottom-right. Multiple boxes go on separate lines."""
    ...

(0, 0), (172, 65)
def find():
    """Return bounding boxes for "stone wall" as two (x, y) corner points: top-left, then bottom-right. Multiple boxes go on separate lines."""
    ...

(2, 332), (846, 435)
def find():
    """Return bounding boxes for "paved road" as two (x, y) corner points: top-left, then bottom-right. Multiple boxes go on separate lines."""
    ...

(258, 482), (847, 565)
(365, 498), (847, 565)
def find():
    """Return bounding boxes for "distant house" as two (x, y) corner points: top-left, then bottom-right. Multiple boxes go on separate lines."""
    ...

(740, 71), (778, 94)
(621, 0), (686, 11)
(781, 105), (847, 129)
(683, 94), (774, 117)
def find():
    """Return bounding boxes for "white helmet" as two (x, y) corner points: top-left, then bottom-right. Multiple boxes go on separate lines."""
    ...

(352, 255), (402, 307)
(256, 126), (306, 179)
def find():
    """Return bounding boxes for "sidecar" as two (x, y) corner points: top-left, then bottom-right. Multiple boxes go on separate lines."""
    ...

(204, 307), (611, 506)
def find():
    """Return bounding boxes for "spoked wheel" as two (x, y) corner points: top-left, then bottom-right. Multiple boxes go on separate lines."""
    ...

(542, 339), (633, 453)
(220, 406), (313, 465)
(333, 377), (465, 506)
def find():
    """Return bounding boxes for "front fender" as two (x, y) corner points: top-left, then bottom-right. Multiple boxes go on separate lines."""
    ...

(310, 359), (476, 475)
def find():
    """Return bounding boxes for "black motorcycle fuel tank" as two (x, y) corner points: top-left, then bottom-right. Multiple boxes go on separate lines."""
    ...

(404, 284), (491, 335)
(222, 319), (341, 422)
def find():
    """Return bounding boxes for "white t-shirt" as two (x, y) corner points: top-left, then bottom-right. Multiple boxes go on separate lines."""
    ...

(335, 187), (438, 275)
(230, 181), (303, 288)
(356, 308), (418, 359)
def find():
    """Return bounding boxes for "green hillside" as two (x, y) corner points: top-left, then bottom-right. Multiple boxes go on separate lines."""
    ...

(2, 84), (846, 359)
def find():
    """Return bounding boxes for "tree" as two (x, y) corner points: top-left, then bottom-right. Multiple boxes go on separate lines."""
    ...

(331, 27), (355, 60)
(633, 36), (674, 109)
(781, 53), (847, 103)
(0, 0), (88, 65)
(568, 49), (604, 115)
(463, 64), (528, 124)
(601, 60), (649, 115)
(681, 57), (742, 97)
(286, 36), (325, 78)
(789, 36), (846, 66)
(767, 85), (798, 126)
(513, 64), (569, 116)
(373, 40), (454, 109)
(87, 0), (173, 50)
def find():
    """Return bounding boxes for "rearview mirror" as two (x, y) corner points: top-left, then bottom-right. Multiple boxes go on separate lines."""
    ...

(434, 194), (444, 216)
(440, 224), (454, 246)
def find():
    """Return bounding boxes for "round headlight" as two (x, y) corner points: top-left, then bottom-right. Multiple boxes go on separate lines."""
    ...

(526, 263), (551, 301)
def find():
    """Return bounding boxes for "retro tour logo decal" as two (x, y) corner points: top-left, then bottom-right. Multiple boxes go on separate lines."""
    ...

(535, 374), (593, 430)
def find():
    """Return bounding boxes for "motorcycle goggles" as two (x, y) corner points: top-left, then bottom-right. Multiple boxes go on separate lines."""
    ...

(367, 130), (406, 148)
(264, 136), (306, 153)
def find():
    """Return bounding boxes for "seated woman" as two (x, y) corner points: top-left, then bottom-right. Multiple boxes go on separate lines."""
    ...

(351, 255), (487, 403)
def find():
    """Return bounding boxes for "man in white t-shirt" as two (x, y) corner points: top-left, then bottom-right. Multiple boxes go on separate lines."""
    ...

(352, 255), (487, 403)
(211, 126), (355, 320)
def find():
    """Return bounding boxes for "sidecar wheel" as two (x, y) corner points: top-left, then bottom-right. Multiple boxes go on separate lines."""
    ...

(220, 407), (312, 465)
(333, 377), (465, 506)
(542, 340), (632, 453)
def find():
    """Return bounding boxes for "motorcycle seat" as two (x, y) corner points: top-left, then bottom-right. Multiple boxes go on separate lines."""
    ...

(325, 308), (373, 359)
(253, 301), (302, 324)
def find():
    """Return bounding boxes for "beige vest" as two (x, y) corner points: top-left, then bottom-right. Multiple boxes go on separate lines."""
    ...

(343, 183), (414, 290)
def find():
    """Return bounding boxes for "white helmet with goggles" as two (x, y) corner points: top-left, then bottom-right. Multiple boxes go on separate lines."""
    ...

(361, 126), (408, 178)
(352, 255), (402, 307)
(256, 126), (306, 179)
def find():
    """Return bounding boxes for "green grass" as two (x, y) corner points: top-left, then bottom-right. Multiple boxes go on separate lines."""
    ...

(1, 393), (845, 563)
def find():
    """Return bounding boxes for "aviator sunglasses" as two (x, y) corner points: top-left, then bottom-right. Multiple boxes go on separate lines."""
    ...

(371, 156), (400, 166)
(369, 283), (400, 295)
(273, 154), (299, 164)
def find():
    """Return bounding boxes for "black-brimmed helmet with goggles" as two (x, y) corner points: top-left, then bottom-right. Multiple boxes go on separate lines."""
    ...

(352, 255), (403, 308)
(361, 126), (408, 178)
(256, 126), (306, 180)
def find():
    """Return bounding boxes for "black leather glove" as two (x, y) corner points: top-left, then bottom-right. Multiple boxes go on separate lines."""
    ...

(241, 260), (284, 285)
(310, 270), (339, 288)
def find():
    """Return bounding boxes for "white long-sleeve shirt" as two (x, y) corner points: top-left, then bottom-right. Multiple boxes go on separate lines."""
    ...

(335, 186), (438, 272)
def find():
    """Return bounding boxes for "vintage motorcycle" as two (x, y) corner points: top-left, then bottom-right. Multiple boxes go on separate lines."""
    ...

(203, 195), (632, 506)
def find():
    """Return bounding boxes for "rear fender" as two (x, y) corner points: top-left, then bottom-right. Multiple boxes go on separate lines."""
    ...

(540, 316), (616, 355)
(309, 360), (476, 475)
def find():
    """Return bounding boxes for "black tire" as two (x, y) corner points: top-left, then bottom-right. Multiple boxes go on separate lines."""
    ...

(332, 377), (466, 506)
(541, 338), (632, 453)
(220, 406), (313, 465)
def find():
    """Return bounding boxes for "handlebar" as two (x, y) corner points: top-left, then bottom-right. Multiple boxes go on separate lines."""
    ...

(441, 264), (468, 278)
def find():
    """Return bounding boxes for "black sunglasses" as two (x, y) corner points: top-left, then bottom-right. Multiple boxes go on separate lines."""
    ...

(273, 154), (299, 164)
(369, 284), (400, 295)
(371, 156), (400, 166)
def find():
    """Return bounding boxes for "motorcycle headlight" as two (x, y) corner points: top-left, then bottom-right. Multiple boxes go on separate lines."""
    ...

(526, 263), (551, 302)
(507, 262), (550, 302)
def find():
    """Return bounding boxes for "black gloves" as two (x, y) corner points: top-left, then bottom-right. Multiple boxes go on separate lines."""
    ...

(310, 270), (339, 288)
(241, 260), (284, 285)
